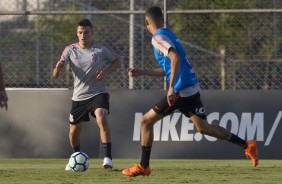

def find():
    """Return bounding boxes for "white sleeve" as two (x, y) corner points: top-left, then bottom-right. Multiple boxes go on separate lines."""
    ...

(102, 46), (118, 62)
(60, 46), (71, 65)
(151, 34), (175, 57)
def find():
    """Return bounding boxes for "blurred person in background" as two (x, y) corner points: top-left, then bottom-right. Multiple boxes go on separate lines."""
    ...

(0, 64), (8, 110)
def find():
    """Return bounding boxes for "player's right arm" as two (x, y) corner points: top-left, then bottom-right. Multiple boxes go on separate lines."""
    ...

(128, 67), (165, 77)
(53, 60), (65, 79)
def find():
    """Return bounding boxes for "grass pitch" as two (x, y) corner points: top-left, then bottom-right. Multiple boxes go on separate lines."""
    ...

(0, 159), (281, 184)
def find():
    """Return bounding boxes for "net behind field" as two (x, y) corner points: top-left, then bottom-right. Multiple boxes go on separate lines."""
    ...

(0, 0), (281, 90)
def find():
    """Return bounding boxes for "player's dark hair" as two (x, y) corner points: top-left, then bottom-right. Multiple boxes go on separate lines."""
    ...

(145, 6), (163, 24)
(78, 19), (93, 30)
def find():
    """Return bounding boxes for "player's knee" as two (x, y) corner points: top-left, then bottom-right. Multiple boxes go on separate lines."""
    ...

(140, 117), (154, 129)
(95, 110), (107, 121)
(95, 109), (107, 118)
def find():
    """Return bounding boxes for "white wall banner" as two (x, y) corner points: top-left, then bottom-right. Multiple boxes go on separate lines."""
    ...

(110, 90), (282, 159)
(0, 90), (281, 159)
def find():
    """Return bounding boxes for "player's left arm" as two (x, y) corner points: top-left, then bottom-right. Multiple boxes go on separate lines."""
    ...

(167, 48), (180, 106)
(152, 34), (180, 105)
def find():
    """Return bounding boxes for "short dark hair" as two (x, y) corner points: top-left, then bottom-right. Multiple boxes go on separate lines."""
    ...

(145, 6), (163, 23)
(78, 19), (93, 30)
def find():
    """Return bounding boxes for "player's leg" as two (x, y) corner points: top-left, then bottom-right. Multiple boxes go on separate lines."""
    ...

(91, 93), (113, 169)
(94, 107), (113, 168)
(65, 98), (92, 171)
(95, 108), (111, 143)
(65, 122), (83, 171)
(68, 99), (91, 152)
(189, 114), (233, 141)
(122, 109), (163, 176)
(190, 114), (258, 167)
(69, 122), (83, 152)
(182, 93), (258, 167)
(123, 94), (176, 177)
(140, 109), (163, 165)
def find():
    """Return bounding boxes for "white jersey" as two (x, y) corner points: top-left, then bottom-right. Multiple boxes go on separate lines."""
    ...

(61, 43), (117, 101)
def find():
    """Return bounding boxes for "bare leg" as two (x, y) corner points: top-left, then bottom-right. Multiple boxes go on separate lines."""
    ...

(140, 109), (163, 146)
(94, 108), (111, 143)
(136, 109), (163, 169)
(94, 108), (113, 165)
(189, 113), (232, 141)
(190, 113), (258, 167)
(69, 122), (83, 149)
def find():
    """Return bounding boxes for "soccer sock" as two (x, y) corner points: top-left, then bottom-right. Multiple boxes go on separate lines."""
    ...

(140, 146), (152, 168)
(73, 144), (80, 152)
(229, 134), (247, 149)
(102, 142), (112, 159)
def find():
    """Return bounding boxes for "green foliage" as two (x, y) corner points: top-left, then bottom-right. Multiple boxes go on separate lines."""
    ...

(171, 1), (275, 60)
(36, 6), (84, 45)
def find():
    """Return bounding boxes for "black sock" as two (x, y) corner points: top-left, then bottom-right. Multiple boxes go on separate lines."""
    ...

(229, 134), (247, 149)
(102, 142), (112, 159)
(73, 144), (80, 152)
(140, 146), (151, 168)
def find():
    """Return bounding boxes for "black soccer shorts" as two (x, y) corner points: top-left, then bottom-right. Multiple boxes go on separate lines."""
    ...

(153, 92), (207, 120)
(69, 93), (110, 124)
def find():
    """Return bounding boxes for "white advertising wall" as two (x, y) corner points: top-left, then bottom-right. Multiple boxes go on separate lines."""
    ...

(0, 89), (281, 159)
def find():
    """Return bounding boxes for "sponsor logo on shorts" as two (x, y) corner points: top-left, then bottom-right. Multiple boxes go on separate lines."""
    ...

(69, 114), (74, 122)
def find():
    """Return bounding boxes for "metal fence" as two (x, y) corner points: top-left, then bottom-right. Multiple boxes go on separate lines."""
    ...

(0, 0), (281, 90)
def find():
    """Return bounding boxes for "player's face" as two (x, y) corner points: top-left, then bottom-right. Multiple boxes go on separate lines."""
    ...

(145, 16), (153, 34)
(145, 16), (154, 34)
(77, 26), (93, 47)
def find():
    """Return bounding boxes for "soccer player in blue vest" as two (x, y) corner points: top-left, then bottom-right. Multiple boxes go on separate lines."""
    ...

(122, 6), (258, 177)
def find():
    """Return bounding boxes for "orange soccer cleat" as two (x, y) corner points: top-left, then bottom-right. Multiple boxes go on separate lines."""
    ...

(122, 164), (151, 177)
(245, 140), (259, 167)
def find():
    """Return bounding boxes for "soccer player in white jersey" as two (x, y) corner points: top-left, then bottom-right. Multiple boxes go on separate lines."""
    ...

(53, 19), (121, 170)
(0, 64), (8, 110)
(122, 6), (258, 177)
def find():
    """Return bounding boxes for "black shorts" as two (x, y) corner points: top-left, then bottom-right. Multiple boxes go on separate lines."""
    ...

(153, 92), (207, 119)
(69, 93), (110, 124)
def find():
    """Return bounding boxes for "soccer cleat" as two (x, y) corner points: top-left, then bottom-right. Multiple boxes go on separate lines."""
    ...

(65, 163), (72, 171)
(102, 157), (113, 169)
(122, 164), (151, 177)
(245, 140), (259, 167)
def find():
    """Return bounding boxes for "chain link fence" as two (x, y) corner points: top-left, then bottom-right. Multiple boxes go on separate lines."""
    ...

(0, 0), (281, 90)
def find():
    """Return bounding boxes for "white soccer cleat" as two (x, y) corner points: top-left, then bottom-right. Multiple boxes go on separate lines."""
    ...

(65, 163), (72, 171)
(102, 157), (113, 169)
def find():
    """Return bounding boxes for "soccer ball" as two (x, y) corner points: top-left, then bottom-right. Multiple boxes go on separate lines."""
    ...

(68, 152), (90, 172)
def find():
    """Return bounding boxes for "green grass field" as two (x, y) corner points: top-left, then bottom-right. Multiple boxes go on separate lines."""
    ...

(0, 159), (281, 184)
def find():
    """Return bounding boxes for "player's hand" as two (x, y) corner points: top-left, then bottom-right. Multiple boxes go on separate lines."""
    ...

(128, 68), (142, 77)
(96, 70), (107, 80)
(167, 87), (176, 106)
(55, 60), (65, 70)
(0, 91), (8, 110)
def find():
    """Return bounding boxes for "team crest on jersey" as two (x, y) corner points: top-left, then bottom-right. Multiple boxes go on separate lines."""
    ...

(92, 53), (99, 63)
